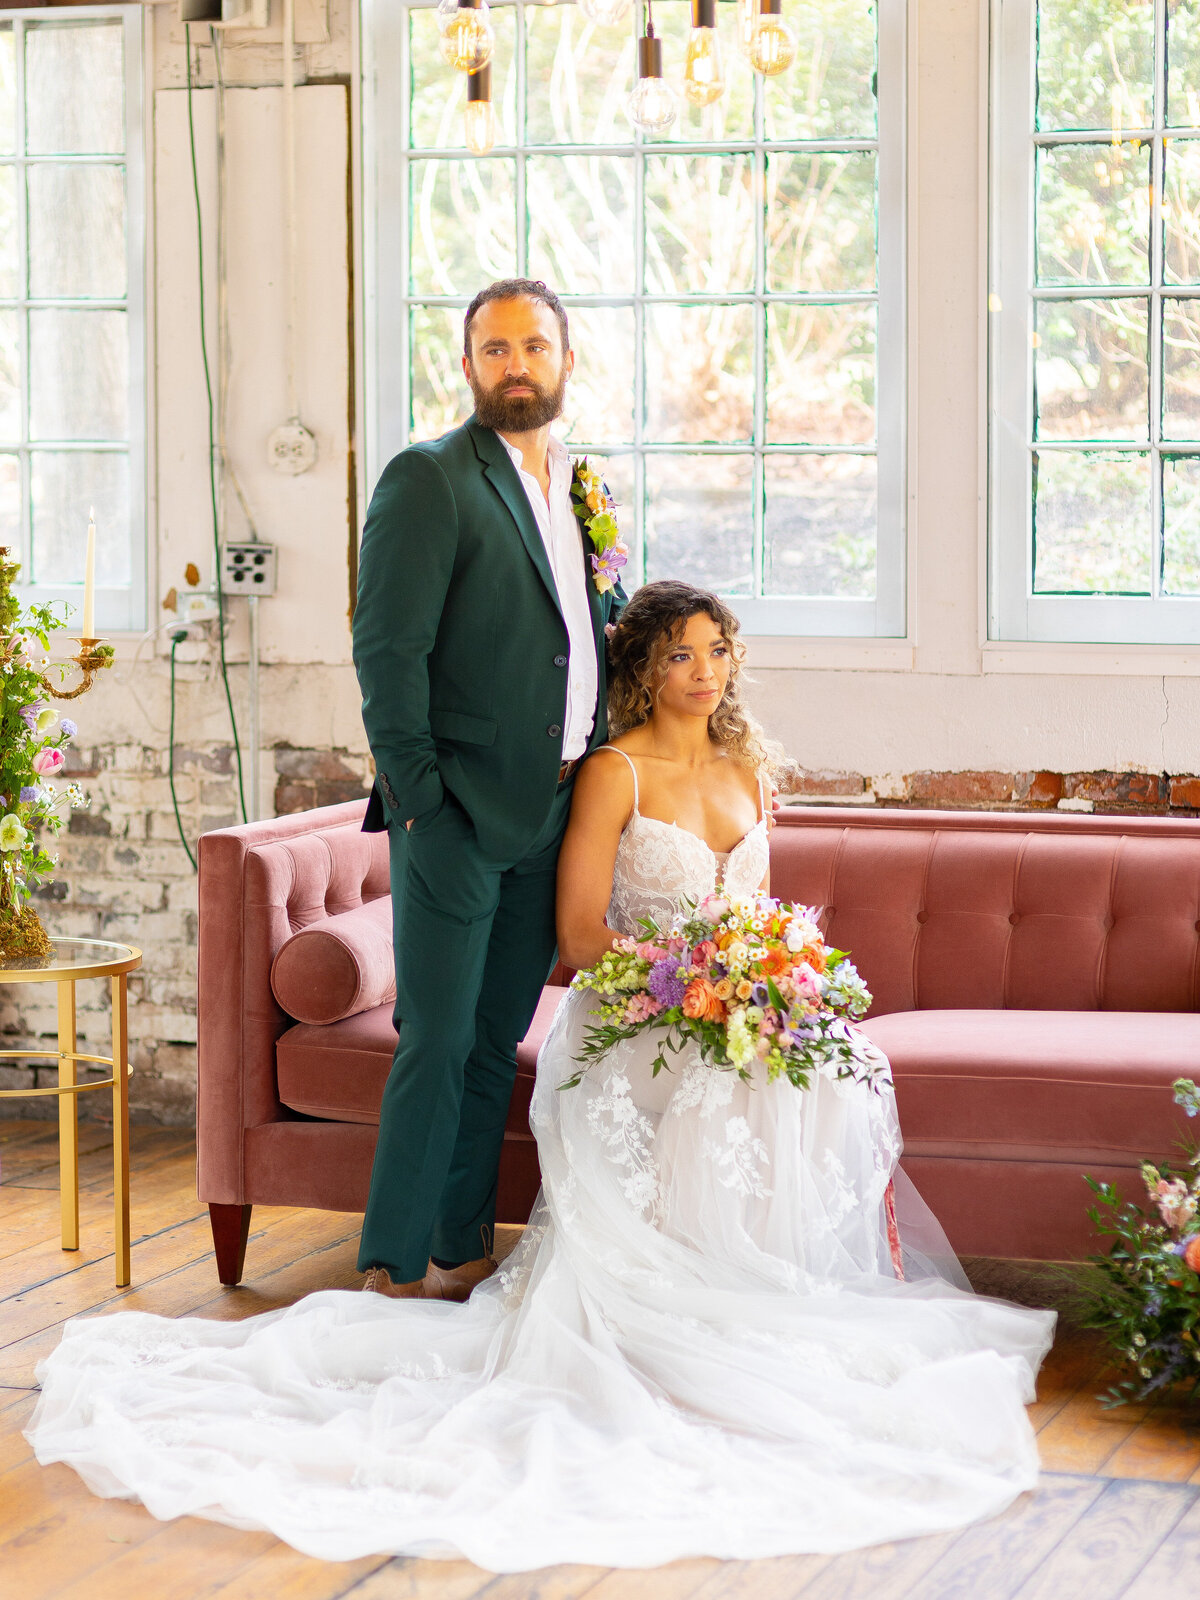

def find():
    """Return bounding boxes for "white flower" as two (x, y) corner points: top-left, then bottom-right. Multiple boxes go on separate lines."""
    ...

(35, 707), (58, 735)
(0, 814), (28, 852)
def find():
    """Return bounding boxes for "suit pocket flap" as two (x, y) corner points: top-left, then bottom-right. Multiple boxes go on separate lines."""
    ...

(430, 709), (497, 746)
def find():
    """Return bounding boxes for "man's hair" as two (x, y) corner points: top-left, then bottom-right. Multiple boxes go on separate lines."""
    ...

(463, 279), (570, 360)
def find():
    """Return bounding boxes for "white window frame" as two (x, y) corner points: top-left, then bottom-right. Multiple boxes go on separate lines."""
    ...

(989, 0), (1200, 645)
(361, 0), (906, 638)
(1, 2), (146, 636)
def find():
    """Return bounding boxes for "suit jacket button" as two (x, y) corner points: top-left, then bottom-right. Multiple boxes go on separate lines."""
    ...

(553, 654), (568, 668)
(548, 724), (562, 738)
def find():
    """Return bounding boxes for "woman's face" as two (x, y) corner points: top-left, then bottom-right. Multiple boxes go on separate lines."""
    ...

(653, 611), (732, 721)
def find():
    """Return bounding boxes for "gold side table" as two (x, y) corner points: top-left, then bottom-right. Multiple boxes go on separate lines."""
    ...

(0, 937), (142, 1286)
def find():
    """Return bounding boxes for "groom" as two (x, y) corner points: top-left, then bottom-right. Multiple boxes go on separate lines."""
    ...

(353, 279), (625, 1298)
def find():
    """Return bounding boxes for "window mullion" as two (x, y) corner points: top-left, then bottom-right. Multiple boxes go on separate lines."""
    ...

(1151, 0), (1166, 601)
(14, 15), (29, 580)
(515, 0), (527, 277)
(634, 66), (645, 592)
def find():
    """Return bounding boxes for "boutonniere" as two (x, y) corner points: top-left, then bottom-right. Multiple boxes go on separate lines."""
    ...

(571, 457), (629, 595)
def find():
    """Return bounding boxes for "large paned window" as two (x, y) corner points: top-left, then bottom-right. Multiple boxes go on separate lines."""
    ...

(363, 0), (905, 636)
(991, 0), (1200, 643)
(0, 5), (144, 635)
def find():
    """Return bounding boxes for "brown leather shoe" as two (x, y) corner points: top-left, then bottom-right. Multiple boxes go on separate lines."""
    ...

(361, 1266), (425, 1299)
(423, 1251), (498, 1303)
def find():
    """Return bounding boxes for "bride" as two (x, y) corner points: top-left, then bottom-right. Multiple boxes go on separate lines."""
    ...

(28, 580), (1055, 1572)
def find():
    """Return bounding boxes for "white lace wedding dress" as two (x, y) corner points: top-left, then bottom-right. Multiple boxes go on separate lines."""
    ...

(27, 784), (1055, 1571)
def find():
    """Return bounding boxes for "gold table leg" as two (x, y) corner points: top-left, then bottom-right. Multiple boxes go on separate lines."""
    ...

(112, 973), (130, 1287)
(57, 978), (79, 1252)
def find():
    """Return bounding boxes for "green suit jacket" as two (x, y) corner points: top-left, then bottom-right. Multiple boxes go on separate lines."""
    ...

(353, 417), (626, 861)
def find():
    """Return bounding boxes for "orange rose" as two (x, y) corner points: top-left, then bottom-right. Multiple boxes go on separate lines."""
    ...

(682, 978), (726, 1022)
(1185, 1234), (1200, 1273)
(801, 945), (828, 975)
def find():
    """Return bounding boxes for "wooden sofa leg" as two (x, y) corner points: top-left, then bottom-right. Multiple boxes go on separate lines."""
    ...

(209, 1203), (252, 1286)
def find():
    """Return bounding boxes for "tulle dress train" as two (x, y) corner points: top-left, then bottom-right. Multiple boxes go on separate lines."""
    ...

(26, 776), (1055, 1570)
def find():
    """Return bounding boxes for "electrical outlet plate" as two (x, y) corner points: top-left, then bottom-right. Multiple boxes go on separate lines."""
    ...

(221, 543), (278, 597)
(268, 421), (318, 476)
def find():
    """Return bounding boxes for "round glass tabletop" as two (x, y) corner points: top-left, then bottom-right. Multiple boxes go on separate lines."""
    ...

(0, 936), (142, 983)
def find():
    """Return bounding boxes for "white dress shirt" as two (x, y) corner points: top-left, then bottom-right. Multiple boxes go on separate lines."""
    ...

(498, 432), (598, 761)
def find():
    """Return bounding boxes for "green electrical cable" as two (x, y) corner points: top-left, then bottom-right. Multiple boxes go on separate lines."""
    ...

(184, 25), (248, 825)
(169, 631), (198, 873)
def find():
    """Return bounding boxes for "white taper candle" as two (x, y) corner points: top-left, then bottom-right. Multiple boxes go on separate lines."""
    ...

(82, 507), (96, 639)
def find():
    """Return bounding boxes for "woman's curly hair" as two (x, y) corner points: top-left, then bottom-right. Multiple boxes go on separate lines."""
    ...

(605, 580), (798, 787)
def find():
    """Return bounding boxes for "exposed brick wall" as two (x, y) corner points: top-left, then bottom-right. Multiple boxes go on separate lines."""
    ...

(786, 768), (1199, 815)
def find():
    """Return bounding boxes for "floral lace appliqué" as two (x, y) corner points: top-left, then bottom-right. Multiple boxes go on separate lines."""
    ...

(586, 1066), (662, 1215)
(703, 1116), (772, 1199)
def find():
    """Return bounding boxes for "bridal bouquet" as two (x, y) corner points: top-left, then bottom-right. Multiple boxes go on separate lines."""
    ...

(562, 892), (884, 1094)
(1083, 1078), (1200, 1406)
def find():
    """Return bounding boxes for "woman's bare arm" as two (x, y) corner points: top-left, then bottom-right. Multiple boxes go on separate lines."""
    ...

(556, 750), (635, 970)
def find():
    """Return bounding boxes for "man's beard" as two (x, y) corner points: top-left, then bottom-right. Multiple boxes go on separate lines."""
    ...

(468, 366), (567, 432)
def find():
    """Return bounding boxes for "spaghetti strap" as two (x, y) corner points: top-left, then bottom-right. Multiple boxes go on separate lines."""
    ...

(597, 744), (640, 814)
(756, 771), (768, 823)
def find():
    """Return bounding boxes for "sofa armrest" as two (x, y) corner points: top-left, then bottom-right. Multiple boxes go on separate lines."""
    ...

(196, 799), (389, 1204)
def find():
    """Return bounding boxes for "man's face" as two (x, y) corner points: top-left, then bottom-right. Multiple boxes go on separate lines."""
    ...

(463, 296), (574, 432)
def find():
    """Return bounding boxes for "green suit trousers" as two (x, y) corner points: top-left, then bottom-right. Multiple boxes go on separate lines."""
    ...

(356, 783), (573, 1282)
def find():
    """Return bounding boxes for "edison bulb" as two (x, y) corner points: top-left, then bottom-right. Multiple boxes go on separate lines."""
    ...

(733, 0), (758, 57)
(683, 26), (725, 107)
(443, 4), (494, 73)
(748, 14), (796, 77)
(464, 98), (497, 155)
(579, 0), (633, 26)
(625, 74), (678, 135)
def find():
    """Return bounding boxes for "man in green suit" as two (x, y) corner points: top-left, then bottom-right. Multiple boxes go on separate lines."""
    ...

(353, 280), (625, 1299)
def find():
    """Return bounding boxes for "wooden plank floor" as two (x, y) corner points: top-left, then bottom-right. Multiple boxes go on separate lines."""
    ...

(2, 1120), (1199, 1600)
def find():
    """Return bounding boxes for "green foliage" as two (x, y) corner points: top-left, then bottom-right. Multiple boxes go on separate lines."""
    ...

(1081, 1077), (1200, 1406)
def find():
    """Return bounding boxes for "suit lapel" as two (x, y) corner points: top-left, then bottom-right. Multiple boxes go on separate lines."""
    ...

(468, 418), (563, 622)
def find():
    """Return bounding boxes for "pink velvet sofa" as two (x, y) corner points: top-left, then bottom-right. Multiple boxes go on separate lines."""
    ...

(197, 801), (1200, 1282)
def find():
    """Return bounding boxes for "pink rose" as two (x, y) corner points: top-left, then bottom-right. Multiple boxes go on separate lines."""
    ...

(635, 941), (668, 962)
(692, 939), (718, 967)
(701, 894), (730, 920)
(791, 962), (821, 1000)
(32, 747), (65, 777)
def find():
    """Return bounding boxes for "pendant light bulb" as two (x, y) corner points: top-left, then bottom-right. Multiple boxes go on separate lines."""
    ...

(683, 0), (725, 107)
(733, 0), (759, 58)
(579, 0), (634, 25)
(625, 26), (678, 135)
(748, 0), (796, 78)
(464, 62), (496, 154)
(444, 0), (495, 74)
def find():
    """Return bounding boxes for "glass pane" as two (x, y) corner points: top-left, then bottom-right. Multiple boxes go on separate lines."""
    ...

(1037, 142), (1150, 285)
(559, 306), (635, 444)
(767, 151), (876, 294)
(653, 0), (755, 144)
(1168, 0), (1200, 126)
(29, 310), (128, 442)
(0, 454), (17, 553)
(0, 165), (17, 297)
(28, 165), (126, 299)
(408, 5), (517, 150)
(1032, 449), (1151, 593)
(25, 21), (124, 155)
(0, 309), (18, 443)
(524, 4), (634, 146)
(30, 450), (130, 588)
(1036, 0), (1154, 133)
(1163, 454), (1200, 592)
(645, 304), (754, 444)
(1164, 298), (1200, 439)
(764, 0), (877, 142)
(1165, 138), (1200, 281)
(645, 154), (755, 295)
(644, 453), (753, 595)
(764, 454), (876, 599)
(410, 305), (467, 441)
(409, 159), (517, 295)
(0, 24), (14, 156)
(767, 303), (875, 445)
(527, 155), (634, 295)
(1034, 297), (1148, 440)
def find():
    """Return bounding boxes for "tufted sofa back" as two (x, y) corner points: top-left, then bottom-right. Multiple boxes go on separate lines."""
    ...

(197, 800), (388, 1202)
(771, 808), (1200, 1016)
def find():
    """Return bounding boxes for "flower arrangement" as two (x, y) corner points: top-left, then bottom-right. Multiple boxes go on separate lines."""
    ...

(561, 891), (883, 1094)
(1082, 1078), (1200, 1406)
(0, 547), (87, 960)
(570, 458), (629, 595)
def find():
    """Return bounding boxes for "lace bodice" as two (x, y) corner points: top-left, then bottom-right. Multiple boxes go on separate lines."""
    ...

(600, 747), (772, 937)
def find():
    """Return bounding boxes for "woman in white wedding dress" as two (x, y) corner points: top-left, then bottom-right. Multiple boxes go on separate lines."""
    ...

(28, 582), (1055, 1571)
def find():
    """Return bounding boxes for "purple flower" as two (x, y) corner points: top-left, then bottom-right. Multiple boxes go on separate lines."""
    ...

(59, 718), (77, 739)
(648, 958), (687, 1009)
(750, 981), (770, 1007)
(19, 787), (39, 803)
(19, 704), (43, 733)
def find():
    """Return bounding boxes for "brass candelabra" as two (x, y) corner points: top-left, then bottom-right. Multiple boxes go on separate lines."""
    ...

(38, 638), (115, 701)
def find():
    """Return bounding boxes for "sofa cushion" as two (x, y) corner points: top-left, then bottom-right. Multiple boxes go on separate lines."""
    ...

(275, 986), (569, 1124)
(270, 898), (395, 1025)
(861, 1008), (1200, 1165)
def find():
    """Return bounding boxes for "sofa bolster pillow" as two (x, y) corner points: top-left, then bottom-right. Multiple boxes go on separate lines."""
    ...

(270, 897), (395, 1025)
